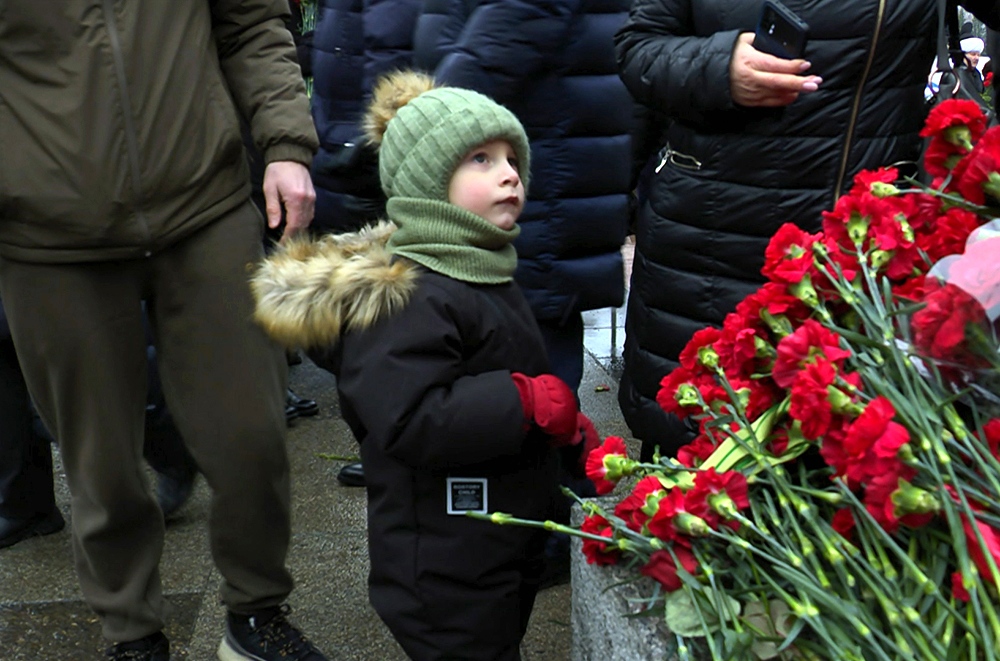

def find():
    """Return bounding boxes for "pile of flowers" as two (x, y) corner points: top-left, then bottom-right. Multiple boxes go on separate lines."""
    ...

(478, 100), (1000, 660)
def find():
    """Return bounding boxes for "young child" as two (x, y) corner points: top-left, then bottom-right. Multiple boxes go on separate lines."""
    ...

(252, 71), (599, 660)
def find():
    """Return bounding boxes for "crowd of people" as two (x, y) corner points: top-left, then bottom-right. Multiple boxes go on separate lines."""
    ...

(0, 1), (998, 660)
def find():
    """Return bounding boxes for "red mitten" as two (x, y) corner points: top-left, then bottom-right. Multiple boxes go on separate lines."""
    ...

(511, 372), (578, 443)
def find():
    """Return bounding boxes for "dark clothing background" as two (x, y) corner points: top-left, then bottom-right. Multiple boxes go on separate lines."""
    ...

(312, 267), (558, 661)
(310, 0), (422, 234)
(0, 331), (56, 521)
(614, 0), (1000, 456)
(413, 0), (637, 327)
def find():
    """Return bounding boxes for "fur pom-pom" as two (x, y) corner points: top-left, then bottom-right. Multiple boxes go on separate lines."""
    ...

(363, 71), (437, 147)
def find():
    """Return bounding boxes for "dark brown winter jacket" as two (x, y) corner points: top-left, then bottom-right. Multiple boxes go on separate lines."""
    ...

(0, 0), (318, 263)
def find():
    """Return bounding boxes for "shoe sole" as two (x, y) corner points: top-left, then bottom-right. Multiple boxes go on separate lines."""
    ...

(217, 634), (265, 661)
(0, 513), (65, 549)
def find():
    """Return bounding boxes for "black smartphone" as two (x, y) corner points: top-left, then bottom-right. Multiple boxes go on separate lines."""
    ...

(754, 0), (809, 59)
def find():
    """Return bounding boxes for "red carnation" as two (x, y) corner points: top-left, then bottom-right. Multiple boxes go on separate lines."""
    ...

(763, 223), (819, 284)
(962, 513), (1000, 587)
(920, 99), (987, 142)
(947, 235), (1000, 313)
(842, 396), (910, 484)
(831, 508), (856, 540)
(686, 468), (749, 529)
(580, 514), (620, 566)
(740, 282), (811, 325)
(678, 327), (723, 372)
(585, 436), (629, 495)
(982, 419), (1000, 459)
(918, 207), (982, 263)
(954, 126), (1000, 205)
(641, 547), (699, 592)
(656, 368), (723, 419)
(614, 476), (667, 532)
(863, 467), (934, 533)
(911, 283), (987, 365)
(851, 167), (898, 195)
(952, 572), (971, 602)
(647, 487), (712, 545)
(772, 320), (851, 388)
(676, 433), (718, 468)
(788, 358), (837, 440)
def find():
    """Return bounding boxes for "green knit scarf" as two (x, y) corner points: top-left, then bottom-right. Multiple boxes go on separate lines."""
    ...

(386, 197), (519, 284)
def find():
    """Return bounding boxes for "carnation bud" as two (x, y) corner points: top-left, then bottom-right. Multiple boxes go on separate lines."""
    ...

(897, 215), (915, 243)
(754, 335), (776, 359)
(673, 512), (711, 537)
(871, 182), (900, 198)
(984, 172), (1000, 201)
(827, 385), (862, 416)
(707, 492), (739, 520)
(697, 345), (719, 369)
(942, 125), (974, 151)
(870, 249), (892, 271)
(790, 274), (819, 308)
(897, 443), (917, 465)
(490, 512), (513, 525)
(891, 479), (941, 517)
(675, 383), (701, 409)
(760, 310), (794, 338)
(847, 211), (870, 247)
(603, 454), (634, 482)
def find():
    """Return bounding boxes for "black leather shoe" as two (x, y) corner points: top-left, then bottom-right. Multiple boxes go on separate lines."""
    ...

(336, 462), (365, 488)
(286, 389), (319, 425)
(106, 631), (170, 661)
(0, 508), (65, 550)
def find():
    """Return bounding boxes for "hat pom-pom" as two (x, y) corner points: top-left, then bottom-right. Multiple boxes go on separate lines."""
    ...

(363, 71), (437, 147)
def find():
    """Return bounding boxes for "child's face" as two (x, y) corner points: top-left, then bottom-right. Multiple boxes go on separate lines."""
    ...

(448, 140), (525, 231)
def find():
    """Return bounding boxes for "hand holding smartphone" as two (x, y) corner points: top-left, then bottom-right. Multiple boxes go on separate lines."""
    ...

(753, 0), (809, 60)
(729, 2), (820, 107)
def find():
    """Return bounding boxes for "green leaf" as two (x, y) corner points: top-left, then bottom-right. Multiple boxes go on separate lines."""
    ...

(665, 588), (741, 637)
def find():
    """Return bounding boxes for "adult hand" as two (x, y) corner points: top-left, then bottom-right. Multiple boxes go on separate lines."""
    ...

(729, 32), (822, 107)
(262, 160), (316, 242)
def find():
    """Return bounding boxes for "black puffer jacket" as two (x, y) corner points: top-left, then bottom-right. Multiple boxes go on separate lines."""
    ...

(251, 223), (559, 660)
(414, 0), (638, 321)
(615, 0), (1000, 453)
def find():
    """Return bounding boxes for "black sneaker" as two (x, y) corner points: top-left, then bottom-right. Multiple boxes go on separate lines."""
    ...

(106, 632), (170, 660)
(218, 605), (328, 661)
(0, 508), (65, 550)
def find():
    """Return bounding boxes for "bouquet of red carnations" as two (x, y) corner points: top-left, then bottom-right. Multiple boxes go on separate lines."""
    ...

(480, 100), (1000, 660)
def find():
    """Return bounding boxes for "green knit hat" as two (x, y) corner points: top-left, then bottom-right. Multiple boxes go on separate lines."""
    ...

(364, 71), (530, 201)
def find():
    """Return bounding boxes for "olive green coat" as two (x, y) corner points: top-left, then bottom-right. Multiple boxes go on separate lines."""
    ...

(0, 0), (318, 263)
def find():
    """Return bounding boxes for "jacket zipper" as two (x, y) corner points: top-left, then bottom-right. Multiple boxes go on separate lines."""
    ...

(832, 0), (886, 202)
(102, 0), (152, 252)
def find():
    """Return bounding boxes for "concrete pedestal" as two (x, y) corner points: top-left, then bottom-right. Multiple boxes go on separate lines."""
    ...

(569, 502), (677, 661)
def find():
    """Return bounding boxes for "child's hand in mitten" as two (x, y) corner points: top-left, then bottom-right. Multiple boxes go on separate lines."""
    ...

(511, 372), (578, 443)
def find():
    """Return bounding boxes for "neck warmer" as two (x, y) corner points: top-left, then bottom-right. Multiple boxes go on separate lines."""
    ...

(385, 198), (519, 284)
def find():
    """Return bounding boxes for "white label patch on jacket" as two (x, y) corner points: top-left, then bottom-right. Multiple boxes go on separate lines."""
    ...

(446, 478), (488, 515)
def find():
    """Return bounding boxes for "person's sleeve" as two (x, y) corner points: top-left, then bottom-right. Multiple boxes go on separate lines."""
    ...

(337, 289), (529, 471)
(614, 0), (739, 122)
(433, 0), (580, 104)
(210, 0), (319, 166)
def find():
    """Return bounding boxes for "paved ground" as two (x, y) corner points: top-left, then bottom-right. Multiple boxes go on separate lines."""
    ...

(0, 241), (637, 661)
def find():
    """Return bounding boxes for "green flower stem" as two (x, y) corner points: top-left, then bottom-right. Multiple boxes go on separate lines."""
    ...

(464, 511), (656, 552)
(690, 546), (744, 635)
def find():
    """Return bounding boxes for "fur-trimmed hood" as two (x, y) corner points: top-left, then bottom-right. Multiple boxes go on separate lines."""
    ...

(251, 221), (418, 349)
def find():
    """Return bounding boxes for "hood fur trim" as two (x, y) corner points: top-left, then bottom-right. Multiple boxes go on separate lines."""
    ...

(251, 221), (417, 349)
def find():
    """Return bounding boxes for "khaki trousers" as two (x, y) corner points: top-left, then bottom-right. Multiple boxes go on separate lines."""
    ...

(0, 202), (292, 642)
